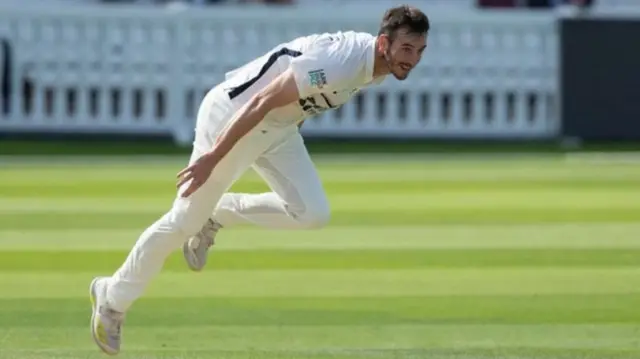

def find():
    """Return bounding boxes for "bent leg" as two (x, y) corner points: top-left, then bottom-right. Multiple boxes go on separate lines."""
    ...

(213, 131), (330, 230)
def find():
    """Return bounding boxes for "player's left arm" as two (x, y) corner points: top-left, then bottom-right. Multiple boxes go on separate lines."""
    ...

(177, 69), (301, 197)
(177, 41), (360, 197)
(211, 40), (357, 161)
(208, 69), (300, 164)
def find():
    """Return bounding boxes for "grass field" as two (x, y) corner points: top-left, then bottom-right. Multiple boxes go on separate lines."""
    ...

(1, 153), (640, 359)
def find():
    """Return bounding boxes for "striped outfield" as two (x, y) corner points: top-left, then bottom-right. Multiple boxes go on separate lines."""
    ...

(1, 155), (639, 359)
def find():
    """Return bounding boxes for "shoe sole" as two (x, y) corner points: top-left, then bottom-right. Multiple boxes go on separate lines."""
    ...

(89, 277), (118, 356)
(182, 241), (204, 272)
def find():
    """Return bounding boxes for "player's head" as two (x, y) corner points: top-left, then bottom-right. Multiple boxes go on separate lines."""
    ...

(377, 5), (429, 80)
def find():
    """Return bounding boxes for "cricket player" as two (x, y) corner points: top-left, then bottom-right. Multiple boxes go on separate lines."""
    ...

(89, 5), (429, 355)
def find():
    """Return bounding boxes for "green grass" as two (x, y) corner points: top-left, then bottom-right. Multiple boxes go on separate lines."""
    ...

(1, 153), (640, 358)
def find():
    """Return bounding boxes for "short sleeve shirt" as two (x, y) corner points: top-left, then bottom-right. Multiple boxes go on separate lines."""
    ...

(223, 31), (386, 126)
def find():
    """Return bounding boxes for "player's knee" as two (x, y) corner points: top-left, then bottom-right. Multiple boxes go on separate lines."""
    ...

(290, 199), (330, 229)
(304, 209), (330, 229)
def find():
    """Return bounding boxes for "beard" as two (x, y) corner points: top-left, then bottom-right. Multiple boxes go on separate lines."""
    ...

(383, 42), (413, 81)
(383, 49), (411, 81)
(389, 62), (411, 80)
(391, 67), (410, 80)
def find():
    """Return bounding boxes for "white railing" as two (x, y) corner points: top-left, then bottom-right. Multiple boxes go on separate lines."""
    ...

(0, 4), (559, 145)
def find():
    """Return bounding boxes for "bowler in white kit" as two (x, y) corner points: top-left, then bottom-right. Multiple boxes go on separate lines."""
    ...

(89, 5), (429, 355)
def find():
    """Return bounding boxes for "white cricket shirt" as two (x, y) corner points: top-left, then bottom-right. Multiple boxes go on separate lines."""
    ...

(222, 31), (386, 127)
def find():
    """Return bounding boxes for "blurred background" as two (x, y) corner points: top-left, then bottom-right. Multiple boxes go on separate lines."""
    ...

(1, 0), (639, 152)
(2, 1), (640, 359)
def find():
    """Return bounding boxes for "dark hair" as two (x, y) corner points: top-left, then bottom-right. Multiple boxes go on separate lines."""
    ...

(378, 5), (430, 41)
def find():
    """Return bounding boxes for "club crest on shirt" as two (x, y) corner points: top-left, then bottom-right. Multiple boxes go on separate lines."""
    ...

(308, 69), (327, 89)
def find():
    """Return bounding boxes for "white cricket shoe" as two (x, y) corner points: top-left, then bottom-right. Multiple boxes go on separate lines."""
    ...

(183, 219), (222, 271)
(89, 277), (125, 356)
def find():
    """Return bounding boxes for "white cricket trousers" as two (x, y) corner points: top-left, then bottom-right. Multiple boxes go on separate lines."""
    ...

(106, 85), (330, 312)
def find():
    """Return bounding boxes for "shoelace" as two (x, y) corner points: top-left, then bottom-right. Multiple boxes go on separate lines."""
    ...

(201, 219), (220, 248)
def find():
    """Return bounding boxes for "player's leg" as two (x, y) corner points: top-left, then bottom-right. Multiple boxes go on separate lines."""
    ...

(215, 130), (330, 229)
(183, 129), (330, 271)
(88, 86), (259, 355)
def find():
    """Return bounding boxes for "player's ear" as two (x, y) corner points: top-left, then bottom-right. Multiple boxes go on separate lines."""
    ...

(378, 34), (391, 52)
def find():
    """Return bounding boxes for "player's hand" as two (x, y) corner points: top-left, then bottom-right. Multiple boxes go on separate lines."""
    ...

(176, 152), (219, 198)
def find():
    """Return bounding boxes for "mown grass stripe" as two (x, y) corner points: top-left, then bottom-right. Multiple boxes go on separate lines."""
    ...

(2, 269), (639, 298)
(4, 179), (640, 198)
(2, 209), (639, 229)
(5, 189), (640, 211)
(2, 296), (640, 326)
(2, 348), (639, 359)
(1, 249), (640, 272)
(2, 224), (640, 250)
(3, 159), (640, 182)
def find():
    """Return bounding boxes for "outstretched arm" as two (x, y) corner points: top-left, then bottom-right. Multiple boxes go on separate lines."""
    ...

(210, 68), (300, 164)
(176, 69), (300, 197)
(177, 38), (359, 197)
(206, 37), (357, 157)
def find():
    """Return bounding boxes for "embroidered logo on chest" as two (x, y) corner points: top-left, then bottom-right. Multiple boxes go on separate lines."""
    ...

(308, 69), (327, 89)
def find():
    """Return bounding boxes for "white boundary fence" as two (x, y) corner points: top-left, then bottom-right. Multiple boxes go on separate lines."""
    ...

(0, 4), (560, 145)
